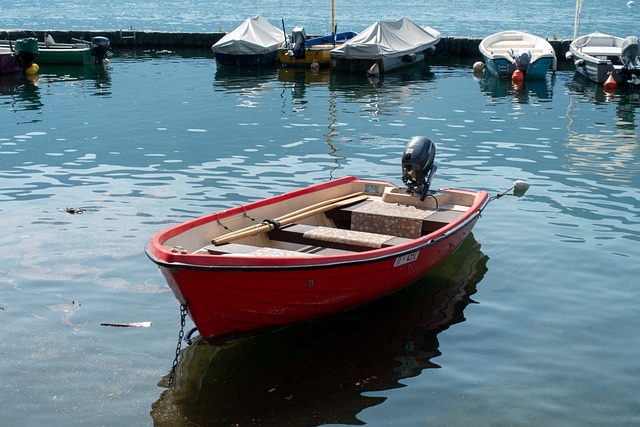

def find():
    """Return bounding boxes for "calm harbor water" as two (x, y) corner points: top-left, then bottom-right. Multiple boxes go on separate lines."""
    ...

(2, 48), (640, 427)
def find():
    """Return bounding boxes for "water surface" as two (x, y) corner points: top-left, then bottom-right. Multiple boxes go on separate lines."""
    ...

(1, 51), (639, 426)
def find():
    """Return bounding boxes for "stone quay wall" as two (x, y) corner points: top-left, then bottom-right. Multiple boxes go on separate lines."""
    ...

(0, 29), (573, 64)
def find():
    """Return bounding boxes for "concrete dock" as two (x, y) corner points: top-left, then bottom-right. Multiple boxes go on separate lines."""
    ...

(0, 29), (573, 64)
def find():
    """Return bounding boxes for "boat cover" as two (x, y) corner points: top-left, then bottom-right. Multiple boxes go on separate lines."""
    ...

(330, 17), (441, 59)
(212, 14), (284, 55)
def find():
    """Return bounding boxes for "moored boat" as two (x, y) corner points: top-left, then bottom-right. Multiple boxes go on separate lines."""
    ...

(568, 32), (640, 84)
(566, 0), (640, 85)
(329, 18), (441, 75)
(278, 0), (357, 68)
(1, 35), (111, 65)
(278, 27), (357, 68)
(146, 136), (490, 343)
(479, 30), (557, 79)
(211, 14), (285, 66)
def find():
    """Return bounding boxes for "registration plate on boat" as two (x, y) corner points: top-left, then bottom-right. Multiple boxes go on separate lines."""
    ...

(394, 251), (419, 267)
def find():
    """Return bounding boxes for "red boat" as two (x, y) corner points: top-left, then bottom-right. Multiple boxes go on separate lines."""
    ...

(146, 137), (490, 343)
(0, 38), (39, 75)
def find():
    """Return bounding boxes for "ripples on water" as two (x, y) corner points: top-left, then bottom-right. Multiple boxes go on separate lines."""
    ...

(1, 51), (639, 426)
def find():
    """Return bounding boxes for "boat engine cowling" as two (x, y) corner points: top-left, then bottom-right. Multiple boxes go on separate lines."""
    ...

(621, 36), (640, 70)
(91, 36), (111, 64)
(515, 50), (532, 72)
(13, 38), (39, 70)
(402, 136), (437, 201)
(290, 26), (307, 59)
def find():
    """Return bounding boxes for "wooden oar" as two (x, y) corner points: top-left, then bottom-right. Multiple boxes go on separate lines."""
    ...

(212, 192), (368, 246)
(275, 191), (364, 224)
(212, 192), (364, 243)
(212, 191), (364, 242)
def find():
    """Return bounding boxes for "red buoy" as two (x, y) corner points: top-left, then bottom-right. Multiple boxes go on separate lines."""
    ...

(604, 73), (617, 91)
(512, 69), (524, 82)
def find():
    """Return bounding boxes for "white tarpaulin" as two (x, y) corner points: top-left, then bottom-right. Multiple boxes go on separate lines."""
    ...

(211, 14), (284, 55)
(330, 17), (441, 60)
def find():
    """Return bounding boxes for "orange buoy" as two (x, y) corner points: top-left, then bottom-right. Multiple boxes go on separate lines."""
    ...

(604, 73), (617, 91)
(512, 69), (524, 82)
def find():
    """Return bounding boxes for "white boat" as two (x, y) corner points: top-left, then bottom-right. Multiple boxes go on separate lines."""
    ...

(568, 32), (640, 84)
(566, 0), (640, 85)
(211, 15), (285, 66)
(329, 17), (441, 75)
(479, 30), (557, 79)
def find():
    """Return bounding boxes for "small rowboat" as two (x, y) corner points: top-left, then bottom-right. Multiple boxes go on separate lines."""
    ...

(0, 35), (111, 65)
(146, 137), (490, 343)
(479, 30), (557, 79)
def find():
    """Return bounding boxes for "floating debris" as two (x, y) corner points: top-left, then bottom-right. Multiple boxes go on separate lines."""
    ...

(64, 207), (86, 215)
(101, 321), (152, 328)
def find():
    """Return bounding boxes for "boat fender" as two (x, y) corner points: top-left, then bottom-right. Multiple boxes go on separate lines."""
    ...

(575, 59), (584, 67)
(565, 51), (573, 60)
(495, 180), (530, 198)
(604, 73), (617, 90)
(402, 53), (417, 63)
(512, 69), (524, 82)
(367, 62), (379, 76)
(473, 61), (484, 72)
(25, 63), (39, 75)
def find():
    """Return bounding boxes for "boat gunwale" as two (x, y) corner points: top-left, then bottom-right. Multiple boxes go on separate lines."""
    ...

(145, 207), (484, 272)
(479, 30), (556, 62)
(146, 178), (490, 271)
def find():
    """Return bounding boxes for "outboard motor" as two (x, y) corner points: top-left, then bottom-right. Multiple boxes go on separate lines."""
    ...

(90, 36), (111, 64)
(13, 38), (39, 70)
(289, 26), (307, 59)
(515, 50), (532, 72)
(401, 136), (437, 201)
(621, 36), (640, 70)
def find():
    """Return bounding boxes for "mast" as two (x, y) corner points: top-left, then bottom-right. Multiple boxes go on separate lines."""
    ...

(332, 0), (335, 33)
(573, 0), (583, 40)
(332, 0), (336, 44)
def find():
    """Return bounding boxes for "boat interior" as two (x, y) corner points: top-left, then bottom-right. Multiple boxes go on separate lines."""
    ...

(167, 137), (480, 258)
(190, 186), (475, 257)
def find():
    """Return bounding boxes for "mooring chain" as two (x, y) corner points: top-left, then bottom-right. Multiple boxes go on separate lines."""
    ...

(167, 301), (188, 387)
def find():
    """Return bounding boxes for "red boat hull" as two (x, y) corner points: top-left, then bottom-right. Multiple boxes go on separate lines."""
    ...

(0, 53), (23, 75)
(147, 176), (488, 342)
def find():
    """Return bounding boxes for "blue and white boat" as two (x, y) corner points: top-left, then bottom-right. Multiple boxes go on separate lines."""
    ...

(479, 30), (557, 79)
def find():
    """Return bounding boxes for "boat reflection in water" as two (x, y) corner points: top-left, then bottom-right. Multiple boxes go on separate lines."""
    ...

(564, 73), (640, 183)
(39, 64), (112, 96)
(0, 73), (42, 110)
(0, 63), (111, 110)
(151, 235), (487, 426)
(477, 73), (554, 104)
(567, 72), (640, 130)
(213, 64), (279, 91)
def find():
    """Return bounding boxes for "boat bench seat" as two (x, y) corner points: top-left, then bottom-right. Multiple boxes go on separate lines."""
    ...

(325, 200), (463, 238)
(203, 242), (354, 257)
(491, 40), (536, 49)
(269, 224), (412, 251)
(579, 46), (621, 57)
